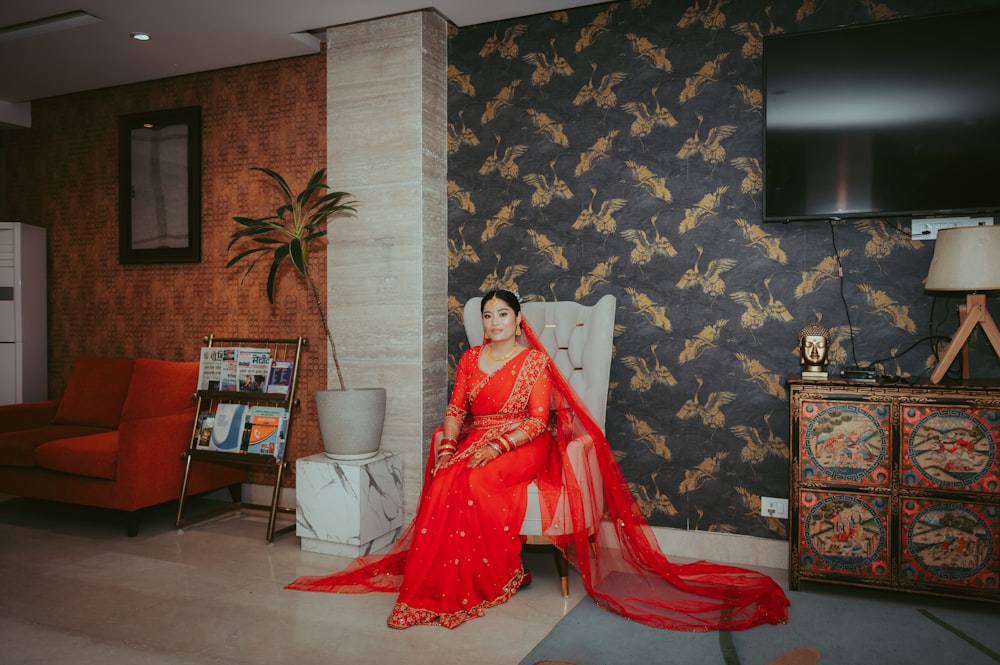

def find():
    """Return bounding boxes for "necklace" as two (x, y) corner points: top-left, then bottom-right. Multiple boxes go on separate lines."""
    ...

(486, 344), (519, 363)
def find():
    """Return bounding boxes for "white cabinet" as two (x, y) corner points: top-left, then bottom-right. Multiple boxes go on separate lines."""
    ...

(0, 222), (46, 404)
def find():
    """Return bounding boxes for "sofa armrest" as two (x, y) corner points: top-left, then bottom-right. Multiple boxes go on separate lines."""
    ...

(114, 411), (196, 508)
(0, 400), (59, 433)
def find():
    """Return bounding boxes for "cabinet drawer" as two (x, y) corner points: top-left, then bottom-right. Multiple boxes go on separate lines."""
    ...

(899, 497), (999, 598)
(900, 404), (999, 494)
(799, 400), (891, 487)
(797, 489), (891, 583)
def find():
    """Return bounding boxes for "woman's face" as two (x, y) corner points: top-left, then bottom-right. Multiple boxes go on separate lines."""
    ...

(481, 297), (520, 344)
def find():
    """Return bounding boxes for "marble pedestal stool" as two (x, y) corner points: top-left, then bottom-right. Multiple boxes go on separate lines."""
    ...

(295, 451), (403, 557)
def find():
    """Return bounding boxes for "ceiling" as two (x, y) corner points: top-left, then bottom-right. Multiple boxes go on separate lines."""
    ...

(0, 0), (596, 127)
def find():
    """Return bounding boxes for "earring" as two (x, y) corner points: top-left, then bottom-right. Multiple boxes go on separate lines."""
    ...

(516, 323), (522, 335)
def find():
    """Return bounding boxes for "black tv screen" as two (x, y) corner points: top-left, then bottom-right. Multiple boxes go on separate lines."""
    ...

(763, 7), (1000, 223)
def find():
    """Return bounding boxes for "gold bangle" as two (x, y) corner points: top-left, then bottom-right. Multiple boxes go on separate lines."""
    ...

(499, 434), (515, 452)
(487, 442), (503, 456)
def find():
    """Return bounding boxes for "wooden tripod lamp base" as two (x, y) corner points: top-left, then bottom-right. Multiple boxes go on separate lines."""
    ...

(929, 293), (1000, 384)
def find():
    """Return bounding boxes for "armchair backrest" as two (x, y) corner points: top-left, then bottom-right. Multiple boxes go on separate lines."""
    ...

(463, 294), (616, 431)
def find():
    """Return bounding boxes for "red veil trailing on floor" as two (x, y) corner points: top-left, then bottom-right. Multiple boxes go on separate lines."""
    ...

(287, 320), (789, 631)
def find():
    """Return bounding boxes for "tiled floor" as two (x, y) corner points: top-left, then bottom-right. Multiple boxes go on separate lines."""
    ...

(0, 495), (585, 665)
(0, 494), (790, 665)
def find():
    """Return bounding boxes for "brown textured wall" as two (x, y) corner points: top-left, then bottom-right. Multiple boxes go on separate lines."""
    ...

(1, 53), (328, 483)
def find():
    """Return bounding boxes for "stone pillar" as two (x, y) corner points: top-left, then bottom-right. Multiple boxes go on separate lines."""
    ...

(325, 11), (448, 520)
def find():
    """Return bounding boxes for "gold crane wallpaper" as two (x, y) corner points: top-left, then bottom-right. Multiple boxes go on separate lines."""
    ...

(445, 0), (1000, 539)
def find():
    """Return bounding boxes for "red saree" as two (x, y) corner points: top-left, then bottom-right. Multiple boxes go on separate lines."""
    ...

(287, 346), (553, 628)
(287, 321), (790, 631)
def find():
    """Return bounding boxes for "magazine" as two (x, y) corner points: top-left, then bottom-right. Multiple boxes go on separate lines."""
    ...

(237, 348), (271, 392)
(245, 405), (288, 459)
(195, 411), (215, 448)
(197, 347), (227, 391)
(265, 359), (295, 396)
(208, 403), (248, 452)
(217, 349), (240, 392)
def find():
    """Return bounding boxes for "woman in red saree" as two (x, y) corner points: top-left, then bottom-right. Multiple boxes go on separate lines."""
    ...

(287, 290), (789, 631)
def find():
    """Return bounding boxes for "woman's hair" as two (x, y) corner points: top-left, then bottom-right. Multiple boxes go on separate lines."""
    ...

(480, 289), (521, 314)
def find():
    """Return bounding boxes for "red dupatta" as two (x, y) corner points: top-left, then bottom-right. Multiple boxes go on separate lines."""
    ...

(521, 319), (790, 631)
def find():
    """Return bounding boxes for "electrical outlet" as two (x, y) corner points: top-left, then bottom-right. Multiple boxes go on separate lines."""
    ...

(760, 497), (788, 519)
(910, 216), (994, 240)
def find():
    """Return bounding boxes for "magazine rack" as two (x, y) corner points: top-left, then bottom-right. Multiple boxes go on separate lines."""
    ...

(175, 335), (306, 542)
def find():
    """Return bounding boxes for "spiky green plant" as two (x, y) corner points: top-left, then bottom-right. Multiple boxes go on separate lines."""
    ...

(228, 167), (357, 390)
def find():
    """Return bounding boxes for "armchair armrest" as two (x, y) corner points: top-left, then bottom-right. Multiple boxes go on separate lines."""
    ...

(0, 400), (59, 433)
(114, 411), (196, 508)
(532, 434), (605, 539)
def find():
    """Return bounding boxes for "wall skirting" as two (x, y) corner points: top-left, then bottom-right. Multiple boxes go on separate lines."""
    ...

(650, 526), (788, 572)
(239, 480), (787, 573)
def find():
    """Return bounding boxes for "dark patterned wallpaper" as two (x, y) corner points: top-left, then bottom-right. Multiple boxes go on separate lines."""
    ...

(446, 0), (1000, 538)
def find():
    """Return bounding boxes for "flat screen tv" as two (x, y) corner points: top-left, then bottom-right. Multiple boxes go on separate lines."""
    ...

(762, 6), (1000, 223)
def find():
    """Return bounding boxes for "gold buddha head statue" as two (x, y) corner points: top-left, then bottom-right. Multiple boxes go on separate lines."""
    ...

(797, 322), (830, 371)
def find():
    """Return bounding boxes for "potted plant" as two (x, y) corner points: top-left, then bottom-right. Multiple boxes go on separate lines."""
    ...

(228, 167), (386, 460)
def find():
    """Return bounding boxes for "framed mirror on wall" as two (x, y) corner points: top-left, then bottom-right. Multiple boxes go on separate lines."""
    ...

(118, 106), (202, 264)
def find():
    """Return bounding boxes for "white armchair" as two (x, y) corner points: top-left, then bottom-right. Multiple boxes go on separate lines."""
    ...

(464, 294), (615, 596)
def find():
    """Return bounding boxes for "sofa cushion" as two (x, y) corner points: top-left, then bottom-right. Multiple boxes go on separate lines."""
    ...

(53, 357), (136, 429)
(0, 424), (112, 467)
(34, 431), (119, 480)
(120, 359), (199, 422)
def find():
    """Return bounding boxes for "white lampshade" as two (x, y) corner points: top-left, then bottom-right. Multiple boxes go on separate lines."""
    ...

(925, 225), (1000, 292)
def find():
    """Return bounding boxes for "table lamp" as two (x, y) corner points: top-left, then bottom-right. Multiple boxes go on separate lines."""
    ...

(924, 225), (1000, 383)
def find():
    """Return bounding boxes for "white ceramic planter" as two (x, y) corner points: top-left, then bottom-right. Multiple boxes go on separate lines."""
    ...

(315, 387), (386, 460)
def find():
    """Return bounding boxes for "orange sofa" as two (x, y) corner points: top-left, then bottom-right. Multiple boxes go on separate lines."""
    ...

(0, 356), (245, 535)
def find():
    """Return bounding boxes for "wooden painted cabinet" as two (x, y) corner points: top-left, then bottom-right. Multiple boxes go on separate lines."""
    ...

(787, 378), (999, 603)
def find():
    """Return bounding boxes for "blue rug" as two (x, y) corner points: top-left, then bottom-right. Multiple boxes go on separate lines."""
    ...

(520, 586), (1000, 665)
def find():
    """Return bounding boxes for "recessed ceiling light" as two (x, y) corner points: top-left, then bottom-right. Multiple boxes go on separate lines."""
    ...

(131, 32), (150, 41)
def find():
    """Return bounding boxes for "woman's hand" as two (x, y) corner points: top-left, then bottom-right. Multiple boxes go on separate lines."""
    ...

(432, 452), (453, 475)
(432, 434), (458, 475)
(467, 441), (502, 468)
